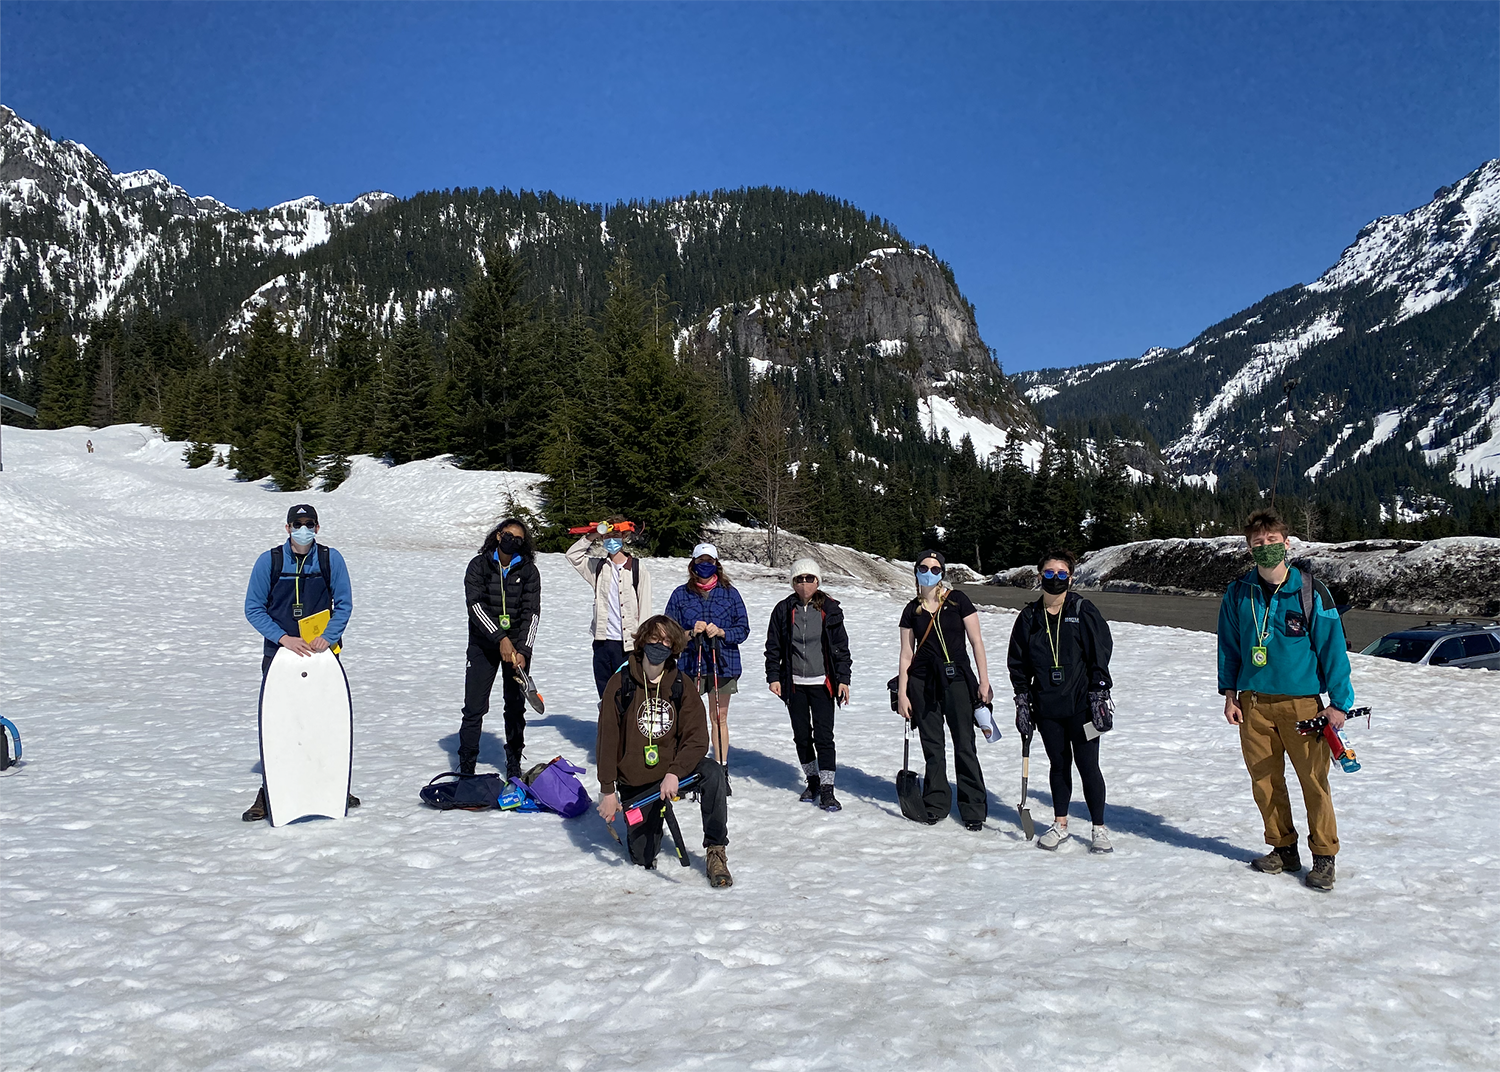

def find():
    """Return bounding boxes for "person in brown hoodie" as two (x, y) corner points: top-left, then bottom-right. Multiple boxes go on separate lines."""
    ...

(596, 615), (732, 886)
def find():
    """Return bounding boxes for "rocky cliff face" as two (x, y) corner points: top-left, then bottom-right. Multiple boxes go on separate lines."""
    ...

(688, 246), (1039, 439)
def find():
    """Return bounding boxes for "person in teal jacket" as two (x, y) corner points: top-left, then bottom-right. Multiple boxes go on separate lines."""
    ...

(1217, 508), (1354, 891)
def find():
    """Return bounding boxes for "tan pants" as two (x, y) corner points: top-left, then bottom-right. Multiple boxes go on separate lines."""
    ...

(1238, 693), (1339, 857)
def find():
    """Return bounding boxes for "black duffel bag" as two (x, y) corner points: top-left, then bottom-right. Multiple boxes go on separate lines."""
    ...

(419, 771), (505, 811)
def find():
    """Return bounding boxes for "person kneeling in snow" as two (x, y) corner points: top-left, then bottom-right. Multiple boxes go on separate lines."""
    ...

(596, 615), (732, 887)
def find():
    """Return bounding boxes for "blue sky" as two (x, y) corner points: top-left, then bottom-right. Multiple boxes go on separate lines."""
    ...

(3, 1), (1496, 372)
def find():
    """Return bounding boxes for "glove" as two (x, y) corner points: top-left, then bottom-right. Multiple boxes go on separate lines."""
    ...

(1088, 689), (1115, 734)
(1013, 693), (1033, 737)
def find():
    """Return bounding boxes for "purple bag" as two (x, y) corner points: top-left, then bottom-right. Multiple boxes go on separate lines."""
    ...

(514, 756), (591, 818)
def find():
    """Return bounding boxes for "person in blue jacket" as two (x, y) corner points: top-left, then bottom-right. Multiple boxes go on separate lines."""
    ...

(241, 504), (355, 822)
(664, 542), (750, 794)
(1218, 508), (1354, 891)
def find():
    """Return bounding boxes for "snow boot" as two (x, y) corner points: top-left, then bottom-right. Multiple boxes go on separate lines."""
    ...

(1037, 822), (1070, 850)
(347, 794), (360, 809)
(964, 820), (984, 831)
(458, 752), (477, 777)
(1305, 855), (1336, 891)
(706, 845), (733, 888)
(1251, 845), (1302, 874)
(241, 786), (267, 822)
(505, 749), (523, 782)
(819, 785), (842, 812)
(799, 776), (820, 802)
(1090, 825), (1114, 854)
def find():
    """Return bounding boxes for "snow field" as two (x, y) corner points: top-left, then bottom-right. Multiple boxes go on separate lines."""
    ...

(2, 425), (1497, 1071)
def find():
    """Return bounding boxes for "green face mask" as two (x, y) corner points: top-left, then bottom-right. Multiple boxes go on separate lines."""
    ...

(1250, 541), (1287, 569)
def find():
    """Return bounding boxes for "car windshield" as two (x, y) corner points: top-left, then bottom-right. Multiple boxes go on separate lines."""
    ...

(1362, 635), (1433, 663)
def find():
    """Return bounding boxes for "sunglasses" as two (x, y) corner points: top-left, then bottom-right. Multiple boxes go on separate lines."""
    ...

(1042, 569), (1070, 580)
(793, 575), (817, 585)
(290, 519), (316, 528)
(919, 565), (944, 575)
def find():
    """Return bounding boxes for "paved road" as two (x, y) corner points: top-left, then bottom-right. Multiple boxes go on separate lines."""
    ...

(958, 584), (1448, 652)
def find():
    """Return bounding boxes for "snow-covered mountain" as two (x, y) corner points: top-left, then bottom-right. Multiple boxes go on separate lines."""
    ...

(1017, 160), (1500, 502)
(1, 104), (1037, 466)
(0, 105), (396, 354)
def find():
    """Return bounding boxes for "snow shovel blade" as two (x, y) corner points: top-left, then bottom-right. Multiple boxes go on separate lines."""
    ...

(1019, 733), (1034, 840)
(896, 726), (927, 822)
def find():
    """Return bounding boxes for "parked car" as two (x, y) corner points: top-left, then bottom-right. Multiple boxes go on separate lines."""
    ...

(1361, 621), (1500, 670)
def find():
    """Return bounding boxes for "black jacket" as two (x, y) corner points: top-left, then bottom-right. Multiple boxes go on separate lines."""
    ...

(1006, 592), (1112, 719)
(764, 593), (853, 696)
(464, 551), (541, 659)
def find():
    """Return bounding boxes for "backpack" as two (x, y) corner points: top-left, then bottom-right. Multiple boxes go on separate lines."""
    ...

(1241, 563), (1334, 632)
(515, 756), (591, 818)
(593, 554), (641, 596)
(270, 543), (333, 594)
(615, 664), (686, 719)
(420, 771), (506, 810)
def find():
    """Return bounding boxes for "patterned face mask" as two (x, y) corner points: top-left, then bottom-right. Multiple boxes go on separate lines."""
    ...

(1250, 541), (1287, 569)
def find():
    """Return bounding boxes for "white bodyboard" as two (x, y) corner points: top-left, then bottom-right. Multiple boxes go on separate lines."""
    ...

(259, 649), (352, 826)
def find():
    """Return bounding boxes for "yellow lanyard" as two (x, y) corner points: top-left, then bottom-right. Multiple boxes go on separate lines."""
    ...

(926, 602), (955, 665)
(1044, 607), (1063, 670)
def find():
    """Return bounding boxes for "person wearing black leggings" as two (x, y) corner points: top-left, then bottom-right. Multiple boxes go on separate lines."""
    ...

(1006, 548), (1116, 853)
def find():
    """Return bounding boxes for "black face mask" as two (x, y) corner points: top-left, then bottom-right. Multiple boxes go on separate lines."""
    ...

(641, 642), (673, 667)
(1041, 577), (1070, 595)
(498, 533), (522, 555)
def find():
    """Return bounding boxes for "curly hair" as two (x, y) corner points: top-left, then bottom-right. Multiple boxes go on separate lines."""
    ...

(632, 614), (687, 655)
(479, 517), (535, 559)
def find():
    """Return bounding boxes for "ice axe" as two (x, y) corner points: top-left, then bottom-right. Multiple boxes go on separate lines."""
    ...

(1018, 732), (1035, 840)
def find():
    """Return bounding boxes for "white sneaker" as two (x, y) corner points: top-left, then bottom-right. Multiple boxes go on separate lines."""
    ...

(1090, 825), (1114, 854)
(1037, 823), (1070, 850)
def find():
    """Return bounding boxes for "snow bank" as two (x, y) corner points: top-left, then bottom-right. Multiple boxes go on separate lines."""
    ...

(1024, 535), (1500, 616)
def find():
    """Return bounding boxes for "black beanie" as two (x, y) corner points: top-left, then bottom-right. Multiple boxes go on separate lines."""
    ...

(915, 549), (946, 574)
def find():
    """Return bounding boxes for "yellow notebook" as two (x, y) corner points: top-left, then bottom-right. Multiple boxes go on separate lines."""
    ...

(297, 609), (342, 654)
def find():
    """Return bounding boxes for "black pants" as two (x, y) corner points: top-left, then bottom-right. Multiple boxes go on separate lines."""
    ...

(593, 639), (626, 698)
(908, 674), (986, 824)
(1037, 713), (1106, 825)
(458, 641), (526, 766)
(617, 757), (728, 868)
(787, 684), (836, 773)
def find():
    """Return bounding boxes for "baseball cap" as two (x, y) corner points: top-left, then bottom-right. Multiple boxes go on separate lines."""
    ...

(287, 504), (319, 525)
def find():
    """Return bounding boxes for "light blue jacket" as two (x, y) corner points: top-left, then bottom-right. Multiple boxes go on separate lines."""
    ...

(1217, 566), (1354, 710)
(244, 540), (354, 647)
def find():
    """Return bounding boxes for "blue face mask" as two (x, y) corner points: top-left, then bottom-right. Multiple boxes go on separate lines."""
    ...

(290, 526), (316, 546)
(693, 561), (717, 578)
(916, 569), (942, 588)
(602, 538), (624, 555)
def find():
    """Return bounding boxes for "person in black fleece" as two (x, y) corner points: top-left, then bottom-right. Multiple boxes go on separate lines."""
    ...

(1007, 548), (1115, 854)
(456, 517), (541, 780)
(764, 557), (852, 811)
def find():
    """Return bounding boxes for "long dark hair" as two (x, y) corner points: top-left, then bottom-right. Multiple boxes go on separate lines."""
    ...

(480, 517), (535, 560)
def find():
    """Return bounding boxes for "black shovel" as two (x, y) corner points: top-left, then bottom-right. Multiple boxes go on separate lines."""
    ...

(896, 720), (927, 822)
(1018, 732), (1035, 840)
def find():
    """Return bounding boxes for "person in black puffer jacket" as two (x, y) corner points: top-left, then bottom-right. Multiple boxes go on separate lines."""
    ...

(764, 557), (853, 811)
(456, 517), (541, 780)
(1007, 547), (1115, 854)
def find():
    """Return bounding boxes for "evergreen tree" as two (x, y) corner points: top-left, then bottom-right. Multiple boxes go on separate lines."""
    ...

(1051, 431), (1085, 552)
(944, 434), (991, 571)
(1089, 438), (1132, 549)
(991, 439), (1030, 569)
(1023, 440), (1058, 562)
(34, 331), (89, 428)
(259, 341), (322, 491)
(228, 308), (287, 479)
(378, 314), (442, 464)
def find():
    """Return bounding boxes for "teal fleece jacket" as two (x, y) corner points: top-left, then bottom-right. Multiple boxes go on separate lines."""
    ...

(1216, 566), (1355, 710)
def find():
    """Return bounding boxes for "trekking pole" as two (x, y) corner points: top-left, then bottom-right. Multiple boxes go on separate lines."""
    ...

(711, 636), (726, 776)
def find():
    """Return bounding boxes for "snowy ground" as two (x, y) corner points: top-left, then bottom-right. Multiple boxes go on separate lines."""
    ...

(2, 425), (1497, 1071)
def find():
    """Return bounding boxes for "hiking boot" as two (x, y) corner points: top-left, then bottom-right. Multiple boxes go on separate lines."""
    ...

(457, 753), (477, 777)
(819, 785), (842, 812)
(1305, 855), (1336, 891)
(505, 750), (523, 782)
(1251, 845), (1302, 874)
(1090, 826), (1114, 854)
(964, 820), (984, 831)
(1037, 823), (1070, 850)
(346, 794), (360, 809)
(706, 845), (733, 888)
(241, 786), (267, 822)
(798, 776), (819, 802)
